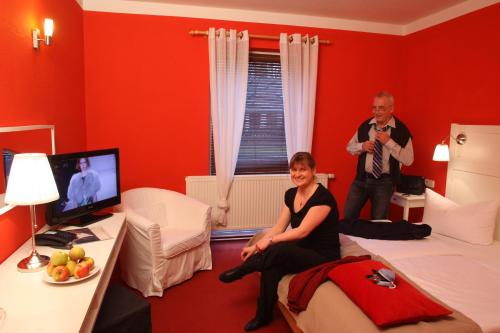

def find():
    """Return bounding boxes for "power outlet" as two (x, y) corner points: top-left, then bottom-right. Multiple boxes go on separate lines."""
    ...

(425, 178), (435, 188)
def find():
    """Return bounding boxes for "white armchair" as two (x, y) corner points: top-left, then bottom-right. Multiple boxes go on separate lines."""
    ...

(117, 187), (212, 297)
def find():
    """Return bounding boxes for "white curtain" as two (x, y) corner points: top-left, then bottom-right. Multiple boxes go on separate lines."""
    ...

(280, 33), (319, 161)
(208, 28), (249, 226)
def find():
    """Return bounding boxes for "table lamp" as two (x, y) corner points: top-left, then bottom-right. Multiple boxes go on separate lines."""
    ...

(4, 153), (59, 272)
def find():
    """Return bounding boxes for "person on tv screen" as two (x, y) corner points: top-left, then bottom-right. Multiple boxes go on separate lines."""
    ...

(64, 157), (101, 211)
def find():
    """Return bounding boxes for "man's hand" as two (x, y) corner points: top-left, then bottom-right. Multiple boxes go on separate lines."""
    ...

(362, 141), (375, 153)
(376, 132), (390, 144)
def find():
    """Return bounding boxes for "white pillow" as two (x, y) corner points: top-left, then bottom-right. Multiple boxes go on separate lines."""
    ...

(422, 188), (498, 245)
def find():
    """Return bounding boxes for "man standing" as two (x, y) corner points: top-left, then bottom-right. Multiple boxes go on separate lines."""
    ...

(344, 91), (414, 220)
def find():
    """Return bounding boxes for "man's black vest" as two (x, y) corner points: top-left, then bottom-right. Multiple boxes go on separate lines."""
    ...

(356, 116), (411, 182)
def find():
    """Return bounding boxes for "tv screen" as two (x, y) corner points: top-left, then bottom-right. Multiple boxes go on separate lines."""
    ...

(46, 148), (121, 226)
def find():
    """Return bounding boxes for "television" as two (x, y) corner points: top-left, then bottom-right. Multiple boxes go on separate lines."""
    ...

(46, 148), (121, 226)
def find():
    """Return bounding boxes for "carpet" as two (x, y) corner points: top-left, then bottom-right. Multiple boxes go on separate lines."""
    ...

(144, 240), (292, 333)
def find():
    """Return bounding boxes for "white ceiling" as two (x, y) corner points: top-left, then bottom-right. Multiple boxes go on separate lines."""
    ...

(80, 0), (499, 35)
(130, 0), (465, 25)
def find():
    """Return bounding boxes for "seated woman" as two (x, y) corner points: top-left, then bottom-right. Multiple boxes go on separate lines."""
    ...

(219, 152), (340, 331)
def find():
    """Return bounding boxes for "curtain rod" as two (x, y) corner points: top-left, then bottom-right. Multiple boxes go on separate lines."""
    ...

(189, 30), (331, 45)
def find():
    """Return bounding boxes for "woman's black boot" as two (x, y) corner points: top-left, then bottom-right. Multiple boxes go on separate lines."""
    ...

(219, 253), (263, 283)
(244, 298), (273, 331)
(243, 316), (272, 331)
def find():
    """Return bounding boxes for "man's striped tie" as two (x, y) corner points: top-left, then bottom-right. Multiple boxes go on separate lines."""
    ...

(372, 126), (388, 179)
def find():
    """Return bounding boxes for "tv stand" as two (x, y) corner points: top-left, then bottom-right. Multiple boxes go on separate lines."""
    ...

(70, 212), (114, 227)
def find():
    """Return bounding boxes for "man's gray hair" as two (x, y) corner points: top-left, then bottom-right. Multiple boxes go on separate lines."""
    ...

(375, 91), (394, 106)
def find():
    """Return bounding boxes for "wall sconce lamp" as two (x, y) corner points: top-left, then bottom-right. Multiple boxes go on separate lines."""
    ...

(432, 133), (467, 162)
(32, 18), (54, 49)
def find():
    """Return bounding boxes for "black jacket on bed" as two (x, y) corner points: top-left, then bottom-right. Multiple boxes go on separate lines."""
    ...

(339, 219), (432, 240)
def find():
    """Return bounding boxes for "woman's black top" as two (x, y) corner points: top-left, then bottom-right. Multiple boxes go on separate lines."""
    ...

(284, 183), (340, 260)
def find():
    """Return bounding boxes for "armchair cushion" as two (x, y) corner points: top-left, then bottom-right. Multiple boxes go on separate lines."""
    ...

(161, 227), (210, 259)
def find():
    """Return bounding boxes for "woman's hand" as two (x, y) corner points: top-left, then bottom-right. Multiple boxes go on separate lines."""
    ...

(255, 236), (273, 253)
(241, 236), (273, 261)
(240, 245), (257, 261)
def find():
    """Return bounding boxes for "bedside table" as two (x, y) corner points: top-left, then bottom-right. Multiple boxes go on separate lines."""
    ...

(391, 192), (426, 220)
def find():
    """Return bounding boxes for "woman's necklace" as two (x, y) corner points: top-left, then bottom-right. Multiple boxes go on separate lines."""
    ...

(297, 184), (316, 207)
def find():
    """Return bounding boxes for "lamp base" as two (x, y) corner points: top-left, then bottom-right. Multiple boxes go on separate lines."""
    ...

(17, 251), (50, 272)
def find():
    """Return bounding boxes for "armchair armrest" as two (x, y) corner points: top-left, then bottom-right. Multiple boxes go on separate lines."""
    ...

(125, 209), (158, 235)
(123, 209), (163, 262)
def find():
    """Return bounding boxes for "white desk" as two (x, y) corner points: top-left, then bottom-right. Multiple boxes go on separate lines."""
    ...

(0, 212), (126, 333)
(390, 192), (426, 220)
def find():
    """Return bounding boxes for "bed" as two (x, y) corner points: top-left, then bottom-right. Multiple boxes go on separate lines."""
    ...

(277, 124), (500, 333)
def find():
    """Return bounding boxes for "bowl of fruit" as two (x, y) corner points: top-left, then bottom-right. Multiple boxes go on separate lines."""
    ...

(43, 246), (99, 284)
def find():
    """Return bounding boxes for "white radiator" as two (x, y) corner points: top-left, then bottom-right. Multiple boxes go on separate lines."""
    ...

(186, 174), (331, 230)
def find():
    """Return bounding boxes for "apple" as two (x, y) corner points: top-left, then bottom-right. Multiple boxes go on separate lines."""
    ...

(66, 260), (77, 276)
(80, 256), (94, 270)
(46, 262), (55, 276)
(50, 251), (68, 266)
(74, 262), (90, 279)
(69, 246), (85, 261)
(51, 265), (70, 282)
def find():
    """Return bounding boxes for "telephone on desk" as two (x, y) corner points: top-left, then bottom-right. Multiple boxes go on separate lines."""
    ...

(35, 230), (77, 248)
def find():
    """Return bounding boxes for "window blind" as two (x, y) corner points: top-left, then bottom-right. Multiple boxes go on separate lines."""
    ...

(210, 51), (288, 175)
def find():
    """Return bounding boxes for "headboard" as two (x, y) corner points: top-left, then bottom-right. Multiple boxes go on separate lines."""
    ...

(445, 124), (500, 241)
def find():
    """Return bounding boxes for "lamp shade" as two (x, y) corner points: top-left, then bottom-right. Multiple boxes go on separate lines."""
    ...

(433, 144), (450, 162)
(4, 153), (59, 205)
(44, 18), (54, 37)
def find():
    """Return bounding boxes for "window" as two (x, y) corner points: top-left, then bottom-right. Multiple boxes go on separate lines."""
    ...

(210, 51), (288, 175)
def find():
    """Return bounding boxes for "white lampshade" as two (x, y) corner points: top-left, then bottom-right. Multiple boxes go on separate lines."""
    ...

(44, 18), (54, 37)
(432, 144), (450, 162)
(5, 153), (59, 205)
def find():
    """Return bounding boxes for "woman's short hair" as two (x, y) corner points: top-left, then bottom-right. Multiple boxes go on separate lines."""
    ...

(289, 152), (316, 170)
(75, 157), (91, 171)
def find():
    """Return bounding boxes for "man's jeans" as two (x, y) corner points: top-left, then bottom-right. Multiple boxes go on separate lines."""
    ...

(344, 176), (394, 220)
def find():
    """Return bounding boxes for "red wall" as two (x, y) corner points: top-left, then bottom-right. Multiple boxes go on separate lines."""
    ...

(84, 5), (499, 223)
(83, 12), (402, 216)
(0, 0), (85, 263)
(395, 4), (500, 221)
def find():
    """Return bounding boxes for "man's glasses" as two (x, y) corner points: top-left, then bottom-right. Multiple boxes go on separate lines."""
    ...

(366, 268), (396, 289)
(372, 105), (392, 112)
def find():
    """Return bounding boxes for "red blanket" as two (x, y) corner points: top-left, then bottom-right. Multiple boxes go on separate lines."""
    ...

(287, 255), (371, 313)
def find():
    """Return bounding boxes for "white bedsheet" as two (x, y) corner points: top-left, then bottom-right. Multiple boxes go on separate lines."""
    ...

(430, 233), (500, 273)
(342, 234), (460, 259)
(344, 233), (500, 333)
(391, 256), (500, 333)
(344, 232), (500, 272)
